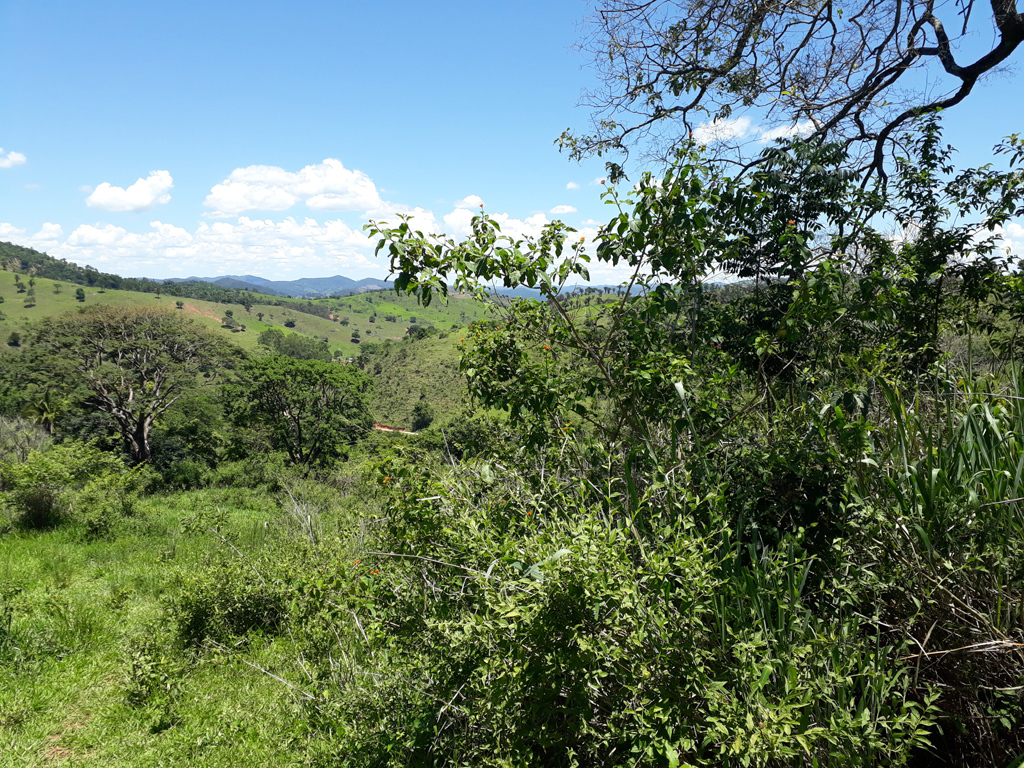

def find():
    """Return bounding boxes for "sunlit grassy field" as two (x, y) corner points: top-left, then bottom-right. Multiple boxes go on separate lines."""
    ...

(0, 487), (308, 767)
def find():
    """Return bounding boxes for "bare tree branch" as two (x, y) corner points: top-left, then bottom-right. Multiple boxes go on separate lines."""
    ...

(561, 0), (1024, 177)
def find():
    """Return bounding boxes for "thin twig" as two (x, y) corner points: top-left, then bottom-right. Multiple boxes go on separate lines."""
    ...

(361, 551), (486, 576)
(900, 640), (1024, 661)
(209, 527), (267, 587)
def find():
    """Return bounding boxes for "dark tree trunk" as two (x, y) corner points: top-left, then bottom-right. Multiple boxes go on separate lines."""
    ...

(128, 419), (152, 464)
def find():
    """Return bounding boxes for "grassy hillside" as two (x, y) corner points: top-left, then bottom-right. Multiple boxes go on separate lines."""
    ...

(0, 270), (325, 354)
(1, 270), (495, 351)
(0, 269), (499, 426)
(358, 334), (467, 428)
(0, 487), (308, 767)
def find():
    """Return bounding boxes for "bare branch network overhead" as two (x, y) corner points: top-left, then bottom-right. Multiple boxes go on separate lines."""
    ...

(562, 0), (1023, 177)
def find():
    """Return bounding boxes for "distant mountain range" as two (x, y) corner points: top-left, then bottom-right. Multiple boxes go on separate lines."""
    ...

(160, 274), (393, 298)
(157, 273), (632, 301)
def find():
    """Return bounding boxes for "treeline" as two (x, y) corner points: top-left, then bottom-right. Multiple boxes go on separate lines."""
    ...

(0, 242), (278, 307)
(288, 300), (333, 320)
(257, 327), (333, 361)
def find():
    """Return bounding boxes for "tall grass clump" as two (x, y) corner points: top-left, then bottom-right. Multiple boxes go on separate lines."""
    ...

(843, 368), (1024, 765)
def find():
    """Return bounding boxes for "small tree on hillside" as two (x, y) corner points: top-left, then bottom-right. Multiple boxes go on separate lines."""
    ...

(75, 287), (85, 302)
(411, 401), (434, 431)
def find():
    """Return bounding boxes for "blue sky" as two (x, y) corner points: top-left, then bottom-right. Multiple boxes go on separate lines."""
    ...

(1, 0), (1022, 281)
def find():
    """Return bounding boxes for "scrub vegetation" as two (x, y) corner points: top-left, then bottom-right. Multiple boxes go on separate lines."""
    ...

(2, 118), (1024, 768)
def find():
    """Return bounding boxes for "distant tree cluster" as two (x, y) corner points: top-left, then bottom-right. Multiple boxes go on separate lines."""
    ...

(288, 301), (333, 320)
(257, 328), (331, 361)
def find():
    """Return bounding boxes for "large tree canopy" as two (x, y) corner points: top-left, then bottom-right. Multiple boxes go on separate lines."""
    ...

(225, 357), (373, 468)
(29, 306), (232, 463)
(562, 0), (1024, 177)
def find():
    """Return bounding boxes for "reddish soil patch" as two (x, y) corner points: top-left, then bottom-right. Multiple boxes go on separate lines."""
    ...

(44, 742), (73, 763)
(182, 303), (223, 322)
(43, 717), (89, 763)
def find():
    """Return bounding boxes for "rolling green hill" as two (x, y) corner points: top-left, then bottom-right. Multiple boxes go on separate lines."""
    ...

(0, 267), (499, 426)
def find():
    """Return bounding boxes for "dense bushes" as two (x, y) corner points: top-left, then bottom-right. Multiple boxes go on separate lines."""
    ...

(169, 556), (292, 647)
(1, 442), (123, 528)
(0, 439), (138, 530)
(257, 327), (332, 361)
(289, 449), (933, 767)
(335, 127), (1024, 766)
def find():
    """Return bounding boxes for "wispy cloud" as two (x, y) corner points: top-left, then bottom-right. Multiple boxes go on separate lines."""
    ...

(758, 120), (818, 143)
(549, 205), (577, 215)
(566, 181), (580, 190)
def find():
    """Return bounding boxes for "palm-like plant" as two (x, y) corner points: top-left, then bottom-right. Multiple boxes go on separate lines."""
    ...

(21, 390), (61, 435)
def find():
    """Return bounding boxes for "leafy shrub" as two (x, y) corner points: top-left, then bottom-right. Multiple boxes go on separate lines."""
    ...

(160, 458), (212, 490)
(427, 409), (515, 460)
(409, 401), (434, 431)
(74, 465), (151, 538)
(0, 440), (126, 528)
(124, 634), (184, 707)
(169, 556), (292, 647)
(209, 452), (288, 490)
(301, 456), (935, 767)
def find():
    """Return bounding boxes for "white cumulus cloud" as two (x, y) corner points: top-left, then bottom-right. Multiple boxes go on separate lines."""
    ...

(86, 171), (174, 212)
(0, 222), (63, 249)
(0, 148), (27, 168)
(566, 182), (580, 190)
(758, 120), (818, 143)
(996, 221), (1024, 260)
(0, 223), (24, 239)
(453, 195), (485, 210)
(50, 217), (376, 278)
(204, 159), (384, 217)
(549, 205), (577, 215)
(693, 117), (753, 144)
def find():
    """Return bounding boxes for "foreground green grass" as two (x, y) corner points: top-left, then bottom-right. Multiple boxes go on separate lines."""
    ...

(0, 488), (307, 767)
